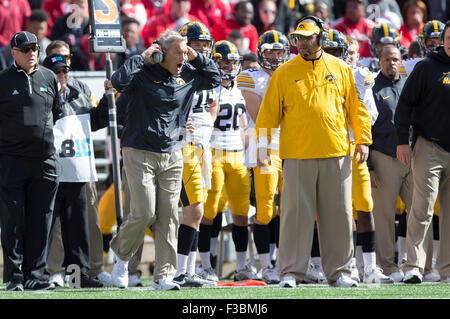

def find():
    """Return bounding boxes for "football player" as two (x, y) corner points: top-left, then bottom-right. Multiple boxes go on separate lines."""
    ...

(173, 21), (219, 288)
(402, 20), (445, 76)
(358, 23), (401, 73)
(324, 30), (393, 284)
(236, 30), (288, 285)
(198, 40), (257, 282)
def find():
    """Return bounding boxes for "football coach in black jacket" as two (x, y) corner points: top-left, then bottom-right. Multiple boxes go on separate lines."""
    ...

(395, 21), (450, 284)
(0, 31), (61, 291)
(108, 29), (221, 290)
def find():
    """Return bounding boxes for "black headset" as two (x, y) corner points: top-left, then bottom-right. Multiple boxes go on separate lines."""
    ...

(297, 15), (327, 47)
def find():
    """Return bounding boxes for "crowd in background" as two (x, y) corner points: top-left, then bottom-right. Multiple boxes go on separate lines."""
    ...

(1, 0), (449, 72)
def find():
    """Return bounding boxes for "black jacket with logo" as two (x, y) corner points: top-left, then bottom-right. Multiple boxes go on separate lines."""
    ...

(0, 64), (61, 159)
(394, 47), (450, 152)
(370, 72), (406, 159)
(111, 53), (221, 153)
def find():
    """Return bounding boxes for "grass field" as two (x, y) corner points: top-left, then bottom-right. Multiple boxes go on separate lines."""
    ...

(1, 277), (450, 299)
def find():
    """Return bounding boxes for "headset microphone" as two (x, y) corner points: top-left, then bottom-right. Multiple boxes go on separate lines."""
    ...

(302, 47), (322, 58)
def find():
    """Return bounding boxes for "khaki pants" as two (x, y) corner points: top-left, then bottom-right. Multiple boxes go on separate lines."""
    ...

(371, 150), (414, 275)
(46, 181), (104, 277)
(110, 147), (183, 280)
(122, 167), (144, 277)
(405, 137), (450, 278)
(279, 156), (353, 284)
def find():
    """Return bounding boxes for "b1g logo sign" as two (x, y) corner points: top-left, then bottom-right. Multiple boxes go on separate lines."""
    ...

(53, 114), (98, 183)
(59, 138), (92, 158)
(88, 0), (125, 53)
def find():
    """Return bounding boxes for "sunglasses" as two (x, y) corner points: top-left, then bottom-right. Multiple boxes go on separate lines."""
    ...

(56, 68), (69, 74)
(15, 44), (39, 54)
(262, 8), (276, 15)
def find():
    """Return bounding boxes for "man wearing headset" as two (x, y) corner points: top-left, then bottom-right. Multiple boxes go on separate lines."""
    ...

(395, 20), (450, 284)
(254, 16), (372, 288)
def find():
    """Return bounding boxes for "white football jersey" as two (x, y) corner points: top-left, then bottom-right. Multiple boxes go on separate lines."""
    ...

(186, 89), (215, 148)
(237, 68), (280, 167)
(210, 82), (246, 151)
(350, 66), (379, 141)
(401, 58), (422, 78)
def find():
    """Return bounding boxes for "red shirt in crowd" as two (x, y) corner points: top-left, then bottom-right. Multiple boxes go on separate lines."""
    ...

(141, 12), (199, 47)
(141, 0), (171, 19)
(332, 16), (374, 58)
(213, 14), (259, 53)
(189, 0), (229, 32)
(0, 0), (31, 47)
(399, 23), (423, 49)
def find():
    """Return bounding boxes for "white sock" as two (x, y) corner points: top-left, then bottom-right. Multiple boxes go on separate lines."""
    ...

(210, 237), (218, 256)
(175, 254), (188, 277)
(186, 251), (197, 276)
(235, 251), (247, 271)
(259, 253), (271, 270)
(311, 256), (321, 267)
(397, 236), (406, 261)
(363, 252), (376, 270)
(433, 240), (439, 261)
(199, 252), (211, 269)
(269, 243), (277, 260)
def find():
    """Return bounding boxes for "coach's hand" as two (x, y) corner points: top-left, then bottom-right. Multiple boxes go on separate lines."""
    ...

(397, 144), (412, 165)
(142, 42), (163, 64)
(186, 46), (198, 62)
(355, 144), (369, 164)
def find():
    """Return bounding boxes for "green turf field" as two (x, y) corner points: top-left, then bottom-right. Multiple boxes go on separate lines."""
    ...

(0, 277), (449, 299)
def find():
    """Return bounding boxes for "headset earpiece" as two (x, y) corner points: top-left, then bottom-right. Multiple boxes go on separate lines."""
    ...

(151, 38), (164, 63)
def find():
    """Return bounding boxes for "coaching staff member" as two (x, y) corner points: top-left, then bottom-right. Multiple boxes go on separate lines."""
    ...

(0, 31), (61, 291)
(255, 16), (372, 288)
(109, 29), (221, 290)
(395, 21), (450, 284)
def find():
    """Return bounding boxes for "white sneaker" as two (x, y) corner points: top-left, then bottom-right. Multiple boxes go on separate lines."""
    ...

(349, 258), (360, 283)
(332, 275), (359, 287)
(234, 265), (259, 281)
(96, 271), (114, 287)
(423, 272), (440, 283)
(111, 257), (129, 288)
(261, 266), (280, 284)
(304, 262), (327, 284)
(389, 270), (404, 283)
(363, 265), (394, 284)
(128, 274), (143, 287)
(403, 268), (423, 284)
(199, 267), (219, 282)
(279, 275), (296, 288)
(49, 273), (65, 287)
(152, 277), (180, 290)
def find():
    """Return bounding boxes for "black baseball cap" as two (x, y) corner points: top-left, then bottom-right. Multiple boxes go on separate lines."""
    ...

(10, 31), (38, 49)
(43, 54), (69, 73)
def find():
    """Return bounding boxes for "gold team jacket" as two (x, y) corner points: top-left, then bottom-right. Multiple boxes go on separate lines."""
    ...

(255, 52), (372, 159)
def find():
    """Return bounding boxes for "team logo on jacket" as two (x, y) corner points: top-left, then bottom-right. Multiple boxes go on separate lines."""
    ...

(176, 77), (186, 85)
(443, 72), (450, 84)
(325, 74), (337, 83)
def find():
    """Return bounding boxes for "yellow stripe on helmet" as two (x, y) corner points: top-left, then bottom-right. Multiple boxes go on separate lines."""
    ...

(383, 23), (389, 37)
(329, 29), (333, 42)
(433, 20), (438, 34)
(273, 31), (279, 43)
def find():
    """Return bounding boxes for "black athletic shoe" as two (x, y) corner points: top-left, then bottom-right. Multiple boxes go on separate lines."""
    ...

(24, 279), (55, 291)
(80, 276), (104, 288)
(6, 280), (24, 292)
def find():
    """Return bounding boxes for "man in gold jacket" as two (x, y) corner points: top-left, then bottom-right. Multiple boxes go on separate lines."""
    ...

(255, 16), (372, 288)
